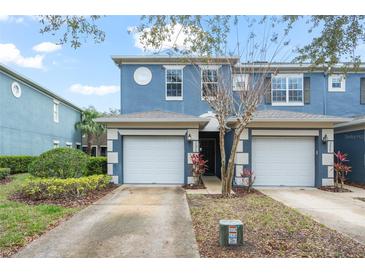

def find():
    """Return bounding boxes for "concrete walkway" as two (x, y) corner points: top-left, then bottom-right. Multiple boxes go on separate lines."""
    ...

(186, 176), (222, 195)
(259, 185), (365, 245)
(15, 185), (199, 258)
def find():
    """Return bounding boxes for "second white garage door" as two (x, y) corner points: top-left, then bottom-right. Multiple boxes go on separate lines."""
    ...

(123, 136), (184, 184)
(252, 137), (315, 186)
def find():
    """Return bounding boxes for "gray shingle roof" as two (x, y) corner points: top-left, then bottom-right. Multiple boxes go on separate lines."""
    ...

(95, 110), (209, 123)
(253, 110), (348, 121)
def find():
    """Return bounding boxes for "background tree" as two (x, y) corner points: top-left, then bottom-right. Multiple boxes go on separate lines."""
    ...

(37, 15), (365, 68)
(75, 106), (105, 155)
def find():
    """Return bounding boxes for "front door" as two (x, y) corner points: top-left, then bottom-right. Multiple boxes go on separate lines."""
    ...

(200, 139), (216, 175)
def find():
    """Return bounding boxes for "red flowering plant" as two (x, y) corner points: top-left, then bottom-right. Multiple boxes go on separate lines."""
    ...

(334, 151), (352, 190)
(240, 168), (256, 193)
(191, 153), (208, 186)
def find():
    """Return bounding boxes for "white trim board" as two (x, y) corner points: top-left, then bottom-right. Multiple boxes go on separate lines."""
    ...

(252, 129), (319, 136)
(118, 129), (187, 136)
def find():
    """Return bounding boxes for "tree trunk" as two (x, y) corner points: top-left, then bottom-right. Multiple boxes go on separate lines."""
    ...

(219, 127), (227, 194)
(87, 134), (92, 155)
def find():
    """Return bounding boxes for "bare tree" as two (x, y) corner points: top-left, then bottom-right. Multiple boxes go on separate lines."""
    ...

(200, 60), (274, 195)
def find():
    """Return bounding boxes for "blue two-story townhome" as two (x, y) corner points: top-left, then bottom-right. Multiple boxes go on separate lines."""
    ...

(0, 64), (82, 156)
(96, 56), (365, 187)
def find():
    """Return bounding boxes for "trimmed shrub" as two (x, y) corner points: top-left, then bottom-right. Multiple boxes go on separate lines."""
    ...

(28, 148), (89, 178)
(0, 168), (11, 180)
(0, 156), (37, 174)
(86, 157), (107, 175)
(20, 174), (111, 200)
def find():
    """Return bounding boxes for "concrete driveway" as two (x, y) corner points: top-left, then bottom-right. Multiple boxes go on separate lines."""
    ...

(259, 185), (365, 245)
(15, 186), (199, 258)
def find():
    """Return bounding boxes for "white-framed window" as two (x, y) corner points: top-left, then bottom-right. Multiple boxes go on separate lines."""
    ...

(66, 142), (72, 148)
(53, 140), (60, 149)
(233, 74), (250, 91)
(328, 74), (346, 92)
(164, 65), (184, 100)
(53, 100), (59, 123)
(201, 66), (220, 99)
(271, 74), (304, 106)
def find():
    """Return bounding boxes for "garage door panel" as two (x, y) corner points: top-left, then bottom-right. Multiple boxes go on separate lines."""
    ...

(252, 137), (315, 186)
(123, 136), (184, 184)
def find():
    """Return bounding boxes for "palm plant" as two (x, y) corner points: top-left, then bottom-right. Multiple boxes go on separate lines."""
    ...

(75, 106), (105, 155)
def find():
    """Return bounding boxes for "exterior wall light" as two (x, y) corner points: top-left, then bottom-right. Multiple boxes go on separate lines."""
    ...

(187, 133), (192, 141)
(322, 134), (328, 144)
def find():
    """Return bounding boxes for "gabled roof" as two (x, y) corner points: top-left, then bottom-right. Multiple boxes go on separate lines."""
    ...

(0, 63), (82, 112)
(229, 110), (351, 123)
(111, 55), (239, 65)
(95, 110), (209, 125)
(335, 114), (365, 129)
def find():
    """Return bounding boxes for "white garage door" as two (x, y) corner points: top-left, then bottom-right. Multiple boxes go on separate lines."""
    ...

(252, 137), (315, 186)
(123, 136), (184, 184)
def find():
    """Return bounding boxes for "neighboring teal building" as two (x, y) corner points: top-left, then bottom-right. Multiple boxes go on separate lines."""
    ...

(0, 64), (82, 156)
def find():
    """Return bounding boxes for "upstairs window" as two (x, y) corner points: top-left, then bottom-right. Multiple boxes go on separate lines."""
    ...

(233, 74), (250, 91)
(271, 74), (303, 106)
(53, 100), (59, 123)
(328, 74), (346, 92)
(201, 68), (218, 98)
(164, 65), (184, 100)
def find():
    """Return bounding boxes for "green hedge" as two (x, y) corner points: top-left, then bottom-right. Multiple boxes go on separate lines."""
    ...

(0, 168), (11, 180)
(19, 174), (112, 200)
(86, 157), (107, 175)
(28, 148), (89, 179)
(0, 156), (36, 174)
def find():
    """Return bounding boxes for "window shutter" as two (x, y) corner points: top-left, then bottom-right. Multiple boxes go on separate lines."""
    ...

(304, 76), (311, 104)
(361, 78), (365, 105)
(264, 77), (271, 104)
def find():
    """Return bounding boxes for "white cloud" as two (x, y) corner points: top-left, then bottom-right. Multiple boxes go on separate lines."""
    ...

(69, 84), (119, 96)
(33, 42), (62, 53)
(0, 16), (24, 24)
(0, 15), (9, 21)
(0, 43), (44, 69)
(128, 23), (195, 52)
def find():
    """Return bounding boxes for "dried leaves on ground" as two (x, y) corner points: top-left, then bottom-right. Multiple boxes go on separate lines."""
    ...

(320, 186), (352, 193)
(187, 193), (365, 258)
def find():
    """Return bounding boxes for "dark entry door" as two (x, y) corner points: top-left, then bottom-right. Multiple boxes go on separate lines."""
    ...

(200, 139), (216, 175)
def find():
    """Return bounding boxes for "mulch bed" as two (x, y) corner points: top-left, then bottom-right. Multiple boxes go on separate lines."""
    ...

(10, 184), (118, 207)
(319, 186), (352, 193)
(0, 177), (12, 185)
(346, 182), (365, 190)
(187, 192), (365, 257)
(233, 187), (261, 197)
(183, 184), (206, 190)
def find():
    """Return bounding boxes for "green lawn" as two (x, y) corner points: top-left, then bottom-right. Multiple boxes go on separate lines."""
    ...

(0, 174), (79, 257)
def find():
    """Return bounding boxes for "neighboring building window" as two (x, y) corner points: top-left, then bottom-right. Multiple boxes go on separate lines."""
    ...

(53, 100), (59, 123)
(76, 143), (81, 150)
(66, 142), (72, 148)
(233, 74), (249, 91)
(91, 146), (97, 157)
(100, 146), (107, 157)
(201, 68), (218, 98)
(271, 74), (303, 105)
(165, 66), (183, 100)
(82, 146), (88, 153)
(328, 74), (346, 92)
(53, 140), (60, 149)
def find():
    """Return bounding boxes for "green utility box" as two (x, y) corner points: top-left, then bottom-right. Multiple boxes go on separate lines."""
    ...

(219, 220), (243, 246)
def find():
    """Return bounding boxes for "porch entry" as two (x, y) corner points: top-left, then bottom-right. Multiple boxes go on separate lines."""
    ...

(199, 138), (216, 175)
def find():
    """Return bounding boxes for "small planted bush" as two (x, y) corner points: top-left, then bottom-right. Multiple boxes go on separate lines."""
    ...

(20, 174), (111, 200)
(28, 148), (89, 178)
(0, 168), (11, 180)
(86, 157), (107, 175)
(0, 156), (36, 174)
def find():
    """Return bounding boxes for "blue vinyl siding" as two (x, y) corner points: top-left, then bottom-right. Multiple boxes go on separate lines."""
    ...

(0, 70), (82, 156)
